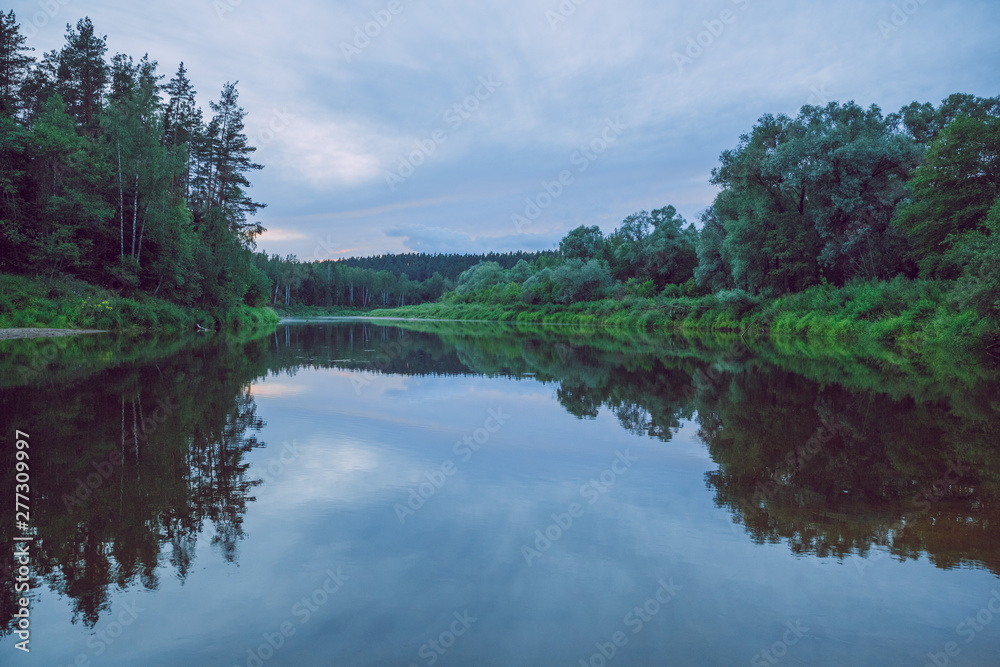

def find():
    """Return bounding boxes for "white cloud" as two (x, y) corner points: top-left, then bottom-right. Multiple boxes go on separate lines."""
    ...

(256, 228), (308, 243)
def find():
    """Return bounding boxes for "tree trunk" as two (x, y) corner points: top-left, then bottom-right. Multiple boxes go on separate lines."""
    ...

(118, 141), (124, 258)
(131, 174), (138, 257)
(136, 203), (149, 266)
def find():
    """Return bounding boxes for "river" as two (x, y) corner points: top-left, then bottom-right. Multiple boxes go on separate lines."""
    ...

(1, 320), (998, 666)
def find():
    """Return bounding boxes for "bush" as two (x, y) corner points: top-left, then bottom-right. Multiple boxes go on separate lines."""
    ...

(715, 289), (760, 317)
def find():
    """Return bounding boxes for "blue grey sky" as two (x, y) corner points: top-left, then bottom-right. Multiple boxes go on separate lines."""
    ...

(12, 0), (1000, 260)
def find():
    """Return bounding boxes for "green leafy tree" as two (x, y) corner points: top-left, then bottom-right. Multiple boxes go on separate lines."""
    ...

(950, 195), (1000, 321)
(607, 211), (651, 281)
(455, 261), (505, 295)
(18, 48), (59, 125)
(642, 205), (698, 288)
(27, 94), (112, 278)
(712, 113), (822, 294)
(560, 225), (605, 261)
(712, 103), (922, 293)
(899, 93), (1000, 145)
(163, 62), (200, 197)
(894, 115), (1000, 278)
(694, 207), (733, 293)
(196, 81), (265, 245)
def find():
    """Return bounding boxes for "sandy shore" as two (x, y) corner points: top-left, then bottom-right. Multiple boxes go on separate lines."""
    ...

(0, 328), (108, 340)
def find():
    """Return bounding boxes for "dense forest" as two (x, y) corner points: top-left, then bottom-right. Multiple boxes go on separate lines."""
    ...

(255, 250), (554, 309)
(0, 12), (270, 312)
(1, 11), (998, 338)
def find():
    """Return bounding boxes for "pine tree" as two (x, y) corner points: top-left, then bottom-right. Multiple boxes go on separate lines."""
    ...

(163, 62), (200, 198)
(56, 17), (108, 129)
(203, 81), (265, 246)
(0, 11), (33, 117)
(19, 49), (58, 125)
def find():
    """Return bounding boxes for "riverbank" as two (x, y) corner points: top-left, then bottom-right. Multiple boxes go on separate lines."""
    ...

(0, 328), (108, 340)
(368, 278), (999, 353)
(0, 274), (279, 333)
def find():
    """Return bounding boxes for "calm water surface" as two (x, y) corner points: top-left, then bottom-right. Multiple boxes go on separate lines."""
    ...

(1, 320), (999, 666)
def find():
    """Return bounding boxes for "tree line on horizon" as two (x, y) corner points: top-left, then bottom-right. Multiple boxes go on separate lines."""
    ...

(1, 10), (997, 322)
(254, 250), (554, 309)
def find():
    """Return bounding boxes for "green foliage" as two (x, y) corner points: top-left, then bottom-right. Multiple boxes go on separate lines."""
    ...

(0, 14), (277, 326)
(715, 289), (760, 317)
(0, 273), (275, 332)
(949, 196), (1000, 321)
(560, 225), (605, 260)
(694, 207), (733, 293)
(456, 261), (505, 295)
(894, 115), (1000, 278)
(710, 102), (923, 294)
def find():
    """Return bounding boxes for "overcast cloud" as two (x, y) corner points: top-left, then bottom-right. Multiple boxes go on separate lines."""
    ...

(11, 0), (1000, 259)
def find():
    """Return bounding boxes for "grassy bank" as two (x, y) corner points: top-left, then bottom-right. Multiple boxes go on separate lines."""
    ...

(369, 278), (999, 352)
(270, 303), (371, 318)
(0, 274), (279, 333)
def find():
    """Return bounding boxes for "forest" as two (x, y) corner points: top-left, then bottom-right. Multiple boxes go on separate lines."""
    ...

(254, 250), (553, 309)
(377, 94), (1000, 348)
(0, 12), (276, 315)
(1, 10), (998, 343)
(440, 94), (1000, 307)
(0, 11), (555, 321)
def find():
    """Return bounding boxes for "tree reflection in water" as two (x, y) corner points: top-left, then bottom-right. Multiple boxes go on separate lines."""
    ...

(1, 321), (998, 635)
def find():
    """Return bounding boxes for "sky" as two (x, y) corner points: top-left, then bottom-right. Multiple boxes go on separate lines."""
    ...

(10, 0), (1000, 260)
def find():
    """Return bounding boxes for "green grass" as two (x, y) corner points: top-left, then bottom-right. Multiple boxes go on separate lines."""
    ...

(270, 303), (370, 317)
(368, 278), (998, 353)
(0, 274), (279, 333)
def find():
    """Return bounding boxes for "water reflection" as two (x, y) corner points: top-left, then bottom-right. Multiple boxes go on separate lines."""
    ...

(1, 320), (998, 643)
(0, 335), (267, 632)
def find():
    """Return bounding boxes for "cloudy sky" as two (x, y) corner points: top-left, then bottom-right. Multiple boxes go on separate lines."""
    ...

(12, 0), (1000, 260)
